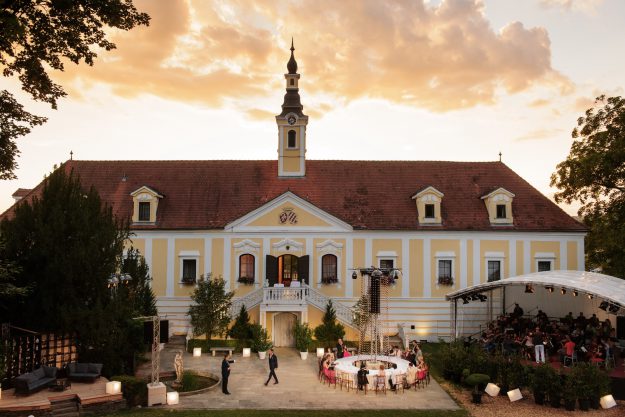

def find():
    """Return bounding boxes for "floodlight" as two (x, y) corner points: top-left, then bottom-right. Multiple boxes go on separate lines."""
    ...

(525, 284), (534, 294)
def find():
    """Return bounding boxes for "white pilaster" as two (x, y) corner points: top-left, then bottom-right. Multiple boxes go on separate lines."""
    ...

(402, 238), (410, 297)
(423, 238), (431, 297)
(472, 239), (480, 286)
(145, 238), (153, 287)
(365, 238), (372, 268)
(224, 236), (231, 288)
(509, 239), (516, 278)
(460, 238), (467, 289)
(306, 237), (313, 286)
(523, 240), (531, 274)
(577, 238), (585, 271)
(346, 238), (353, 298)
(204, 237), (212, 277)
(166, 237), (174, 297)
(263, 237), (270, 283)
(560, 240), (567, 270)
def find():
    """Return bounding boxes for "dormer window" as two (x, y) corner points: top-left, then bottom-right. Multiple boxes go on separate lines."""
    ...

(496, 204), (506, 219)
(425, 204), (435, 219)
(411, 186), (444, 225)
(130, 186), (163, 224)
(481, 187), (514, 225)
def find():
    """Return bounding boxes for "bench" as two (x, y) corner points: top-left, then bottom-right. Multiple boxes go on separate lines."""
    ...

(210, 347), (233, 357)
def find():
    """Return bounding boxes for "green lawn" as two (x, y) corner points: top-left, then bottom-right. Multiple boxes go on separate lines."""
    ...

(114, 410), (469, 417)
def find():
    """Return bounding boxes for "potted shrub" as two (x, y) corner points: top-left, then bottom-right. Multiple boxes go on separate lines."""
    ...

(586, 364), (610, 409)
(530, 363), (555, 405)
(250, 323), (272, 360)
(563, 375), (577, 411)
(293, 321), (313, 360)
(571, 363), (594, 411)
(465, 373), (490, 404)
(547, 372), (564, 408)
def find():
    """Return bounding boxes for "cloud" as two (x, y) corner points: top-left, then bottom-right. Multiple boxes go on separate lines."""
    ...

(515, 128), (565, 142)
(528, 98), (550, 107)
(539, 0), (604, 13)
(52, 0), (570, 114)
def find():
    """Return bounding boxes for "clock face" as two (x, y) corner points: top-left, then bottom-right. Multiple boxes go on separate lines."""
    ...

(287, 116), (296, 125)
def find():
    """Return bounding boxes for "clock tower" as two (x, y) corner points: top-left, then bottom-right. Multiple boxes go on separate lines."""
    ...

(276, 39), (308, 177)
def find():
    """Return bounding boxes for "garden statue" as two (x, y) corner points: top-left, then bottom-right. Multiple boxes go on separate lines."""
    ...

(174, 350), (184, 383)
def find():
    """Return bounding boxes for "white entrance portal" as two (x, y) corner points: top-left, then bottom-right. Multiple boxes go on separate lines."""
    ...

(273, 312), (297, 347)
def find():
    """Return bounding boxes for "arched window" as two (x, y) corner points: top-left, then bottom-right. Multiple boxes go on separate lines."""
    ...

(238, 254), (255, 284)
(287, 130), (297, 148)
(321, 254), (338, 284)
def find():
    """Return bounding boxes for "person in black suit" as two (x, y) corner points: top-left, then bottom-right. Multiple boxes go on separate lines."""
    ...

(336, 338), (346, 359)
(264, 348), (279, 385)
(221, 353), (235, 394)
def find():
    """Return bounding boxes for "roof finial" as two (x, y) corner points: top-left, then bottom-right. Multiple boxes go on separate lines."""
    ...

(499, 151), (502, 162)
(70, 150), (73, 161)
(287, 37), (298, 74)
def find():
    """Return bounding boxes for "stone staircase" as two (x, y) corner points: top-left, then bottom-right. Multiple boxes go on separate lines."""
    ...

(50, 397), (79, 417)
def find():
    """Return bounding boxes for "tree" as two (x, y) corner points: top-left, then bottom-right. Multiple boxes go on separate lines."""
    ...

(0, 1), (150, 179)
(0, 167), (142, 376)
(121, 247), (157, 317)
(313, 300), (345, 347)
(188, 275), (233, 341)
(228, 305), (252, 350)
(551, 95), (625, 277)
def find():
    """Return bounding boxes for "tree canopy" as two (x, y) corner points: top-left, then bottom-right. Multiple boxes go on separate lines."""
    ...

(188, 275), (234, 341)
(0, 0), (149, 179)
(551, 95), (625, 277)
(314, 300), (345, 347)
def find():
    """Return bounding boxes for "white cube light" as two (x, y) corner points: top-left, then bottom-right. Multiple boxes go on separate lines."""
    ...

(105, 380), (122, 394)
(316, 347), (325, 357)
(507, 388), (523, 402)
(600, 394), (616, 409)
(166, 391), (179, 405)
(242, 348), (251, 357)
(193, 347), (202, 357)
(485, 383), (500, 397)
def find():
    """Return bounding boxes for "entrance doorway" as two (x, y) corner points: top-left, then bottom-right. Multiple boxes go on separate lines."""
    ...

(278, 254), (298, 286)
(273, 313), (297, 347)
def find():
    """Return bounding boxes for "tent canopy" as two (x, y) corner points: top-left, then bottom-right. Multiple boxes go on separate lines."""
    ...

(445, 270), (625, 310)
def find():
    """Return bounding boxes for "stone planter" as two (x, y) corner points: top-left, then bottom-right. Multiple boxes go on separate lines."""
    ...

(258, 351), (267, 360)
(300, 351), (308, 360)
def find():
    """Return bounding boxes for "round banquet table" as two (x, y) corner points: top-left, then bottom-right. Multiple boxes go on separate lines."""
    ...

(332, 354), (411, 388)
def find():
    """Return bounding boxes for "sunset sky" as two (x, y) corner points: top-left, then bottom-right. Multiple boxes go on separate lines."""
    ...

(1, 0), (624, 214)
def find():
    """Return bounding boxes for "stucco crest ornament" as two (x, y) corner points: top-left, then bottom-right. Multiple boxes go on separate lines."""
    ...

(279, 207), (298, 224)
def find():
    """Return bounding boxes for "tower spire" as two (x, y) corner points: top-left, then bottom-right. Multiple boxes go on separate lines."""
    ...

(287, 38), (298, 74)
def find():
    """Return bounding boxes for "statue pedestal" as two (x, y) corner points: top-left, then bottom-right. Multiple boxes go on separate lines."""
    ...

(147, 382), (166, 406)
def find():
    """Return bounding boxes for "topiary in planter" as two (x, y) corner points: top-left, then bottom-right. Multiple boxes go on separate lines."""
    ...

(465, 373), (490, 404)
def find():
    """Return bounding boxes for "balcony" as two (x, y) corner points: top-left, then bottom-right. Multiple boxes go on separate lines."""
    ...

(263, 286), (308, 305)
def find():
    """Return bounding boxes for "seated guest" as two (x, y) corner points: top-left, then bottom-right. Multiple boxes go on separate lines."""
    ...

(559, 335), (576, 365)
(388, 363), (398, 390)
(416, 357), (428, 381)
(406, 362), (417, 386)
(357, 363), (369, 390)
(325, 348), (335, 361)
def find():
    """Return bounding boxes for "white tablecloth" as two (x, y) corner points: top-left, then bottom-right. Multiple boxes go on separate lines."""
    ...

(332, 355), (410, 388)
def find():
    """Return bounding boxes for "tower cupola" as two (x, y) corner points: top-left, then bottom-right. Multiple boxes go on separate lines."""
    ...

(276, 39), (308, 177)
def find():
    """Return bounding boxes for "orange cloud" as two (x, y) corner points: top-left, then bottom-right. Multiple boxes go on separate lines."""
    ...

(515, 128), (565, 142)
(52, 0), (571, 114)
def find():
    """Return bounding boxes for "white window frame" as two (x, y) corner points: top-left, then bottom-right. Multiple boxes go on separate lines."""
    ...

(316, 240), (343, 287)
(179, 250), (200, 284)
(286, 129), (298, 149)
(435, 251), (456, 288)
(535, 252), (556, 272)
(234, 239), (261, 288)
(376, 251), (398, 269)
(484, 251), (505, 282)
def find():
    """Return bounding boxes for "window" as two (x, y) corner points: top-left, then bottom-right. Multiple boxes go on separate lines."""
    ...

(496, 204), (506, 219)
(380, 259), (394, 269)
(238, 254), (255, 284)
(537, 261), (552, 272)
(321, 254), (338, 284)
(290, 79), (294, 86)
(287, 130), (297, 148)
(487, 260), (501, 282)
(438, 259), (453, 285)
(138, 202), (151, 221)
(424, 204), (435, 218)
(182, 259), (197, 283)
(278, 254), (299, 285)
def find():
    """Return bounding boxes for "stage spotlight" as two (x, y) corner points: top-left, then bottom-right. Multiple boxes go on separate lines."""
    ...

(560, 288), (566, 295)
(461, 296), (470, 305)
(587, 293), (593, 300)
(573, 290), (578, 297)
(477, 294), (488, 302)
(525, 284), (534, 294)
(599, 301), (609, 311)
(352, 271), (358, 280)
(470, 294), (480, 301)
(609, 304), (620, 314)
(546, 286), (554, 294)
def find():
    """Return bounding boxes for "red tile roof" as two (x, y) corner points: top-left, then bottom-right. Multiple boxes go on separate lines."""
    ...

(11, 188), (32, 198)
(2, 160), (585, 232)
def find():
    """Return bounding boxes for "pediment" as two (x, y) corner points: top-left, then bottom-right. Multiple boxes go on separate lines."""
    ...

(224, 191), (352, 232)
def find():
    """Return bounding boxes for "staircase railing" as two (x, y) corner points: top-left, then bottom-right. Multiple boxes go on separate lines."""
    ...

(303, 284), (355, 327)
(230, 287), (264, 316)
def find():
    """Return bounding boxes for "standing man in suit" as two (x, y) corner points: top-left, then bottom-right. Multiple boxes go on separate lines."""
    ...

(264, 348), (279, 385)
(222, 353), (234, 394)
